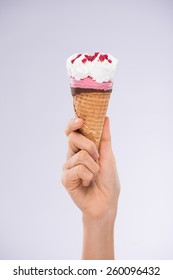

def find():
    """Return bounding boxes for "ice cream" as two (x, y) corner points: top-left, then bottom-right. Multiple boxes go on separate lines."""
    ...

(66, 52), (118, 148)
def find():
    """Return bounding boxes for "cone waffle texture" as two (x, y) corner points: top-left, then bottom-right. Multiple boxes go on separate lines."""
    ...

(73, 91), (111, 148)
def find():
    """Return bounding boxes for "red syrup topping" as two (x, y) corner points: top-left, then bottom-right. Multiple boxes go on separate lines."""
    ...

(82, 58), (87, 63)
(99, 54), (105, 61)
(71, 54), (82, 64)
(99, 54), (112, 63)
(72, 52), (112, 64)
(83, 53), (100, 63)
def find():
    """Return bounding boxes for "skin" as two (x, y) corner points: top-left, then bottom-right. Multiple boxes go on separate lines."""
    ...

(62, 116), (120, 259)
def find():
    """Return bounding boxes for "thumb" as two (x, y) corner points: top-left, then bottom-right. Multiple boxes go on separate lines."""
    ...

(99, 116), (112, 158)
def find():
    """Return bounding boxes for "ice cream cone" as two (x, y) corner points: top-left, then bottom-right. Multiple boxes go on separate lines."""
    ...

(73, 91), (111, 148)
(66, 52), (118, 149)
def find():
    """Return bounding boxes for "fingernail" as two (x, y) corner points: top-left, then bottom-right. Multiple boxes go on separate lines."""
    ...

(74, 118), (80, 125)
(92, 151), (99, 161)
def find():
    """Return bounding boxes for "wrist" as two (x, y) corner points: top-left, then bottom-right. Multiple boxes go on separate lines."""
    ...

(82, 212), (115, 260)
(82, 210), (115, 227)
(82, 214), (115, 241)
(82, 206), (117, 224)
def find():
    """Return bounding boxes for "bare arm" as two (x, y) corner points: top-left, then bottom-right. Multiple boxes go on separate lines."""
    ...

(82, 214), (115, 260)
(62, 117), (120, 259)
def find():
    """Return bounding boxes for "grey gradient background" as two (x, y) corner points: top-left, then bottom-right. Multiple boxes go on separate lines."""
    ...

(0, 0), (173, 259)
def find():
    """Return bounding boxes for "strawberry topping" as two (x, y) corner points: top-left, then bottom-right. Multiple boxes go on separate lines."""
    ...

(71, 52), (112, 64)
(71, 54), (82, 64)
(82, 58), (87, 63)
(99, 54), (105, 62)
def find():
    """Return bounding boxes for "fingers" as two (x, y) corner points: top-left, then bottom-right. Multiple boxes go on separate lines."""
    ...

(99, 117), (112, 154)
(62, 164), (94, 188)
(65, 117), (83, 136)
(67, 132), (99, 161)
(65, 150), (99, 176)
(101, 116), (111, 143)
(63, 150), (99, 189)
(65, 117), (99, 162)
(63, 118), (100, 189)
(99, 117), (116, 166)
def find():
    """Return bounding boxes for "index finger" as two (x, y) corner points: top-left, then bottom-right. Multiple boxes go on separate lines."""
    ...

(65, 118), (83, 136)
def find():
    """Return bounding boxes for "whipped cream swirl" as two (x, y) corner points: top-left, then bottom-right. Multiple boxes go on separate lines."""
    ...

(66, 52), (118, 83)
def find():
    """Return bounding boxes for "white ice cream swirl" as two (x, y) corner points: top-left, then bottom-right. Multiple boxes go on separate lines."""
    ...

(66, 52), (118, 83)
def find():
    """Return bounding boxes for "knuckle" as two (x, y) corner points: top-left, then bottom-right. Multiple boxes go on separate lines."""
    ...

(61, 173), (66, 187)
(68, 132), (74, 144)
(65, 118), (75, 136)
(77, 164), (93, 181)
(88, 172), (93, 180)
(77, 164), (85, 175)
(77, 150), (88, 161)
(64, 127), (68, 136)
(62, 162), (68, 171)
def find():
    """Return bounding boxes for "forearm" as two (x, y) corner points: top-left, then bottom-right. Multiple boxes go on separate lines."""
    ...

(82, 214), (115, 260)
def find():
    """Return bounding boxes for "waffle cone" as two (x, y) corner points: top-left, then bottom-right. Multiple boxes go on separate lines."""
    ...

(73, 91), (111, 148)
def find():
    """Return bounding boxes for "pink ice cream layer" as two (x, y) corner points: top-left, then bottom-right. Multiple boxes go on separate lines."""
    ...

(70, 77), (112, 91)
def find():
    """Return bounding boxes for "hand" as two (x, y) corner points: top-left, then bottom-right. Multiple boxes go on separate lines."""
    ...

(62, 116), (121, 259)
(62, 116), (120, 220)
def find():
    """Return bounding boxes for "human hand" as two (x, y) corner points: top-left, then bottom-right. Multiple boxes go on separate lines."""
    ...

(62, 117), (120, 220)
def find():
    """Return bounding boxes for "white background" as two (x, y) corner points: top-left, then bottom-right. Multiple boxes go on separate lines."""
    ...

(0, 0), (173, 259)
